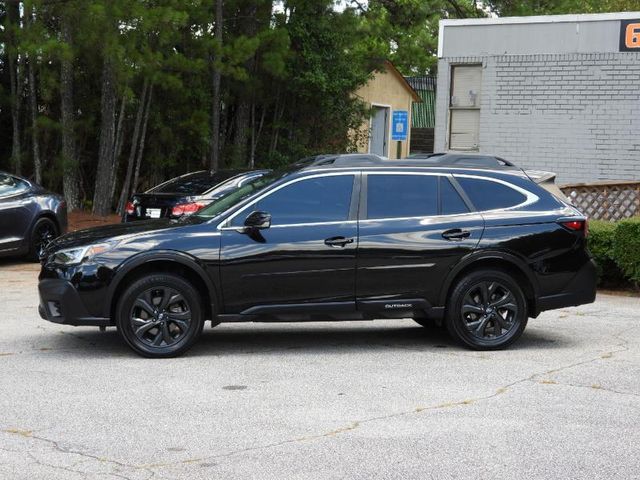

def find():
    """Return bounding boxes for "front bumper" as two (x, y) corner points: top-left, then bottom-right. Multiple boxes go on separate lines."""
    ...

(536, 259), (597, 314)
(38, 279), (110, 326)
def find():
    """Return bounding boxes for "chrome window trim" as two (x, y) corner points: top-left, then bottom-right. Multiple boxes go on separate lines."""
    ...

(360, 171), (536, 220)
(452, 173), (539, 212)
(216, 171), (359, 230)
(215, 169), (538, 229)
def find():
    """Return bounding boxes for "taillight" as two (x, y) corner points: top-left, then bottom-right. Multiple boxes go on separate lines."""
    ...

(125, 201), (135, 215)
(560, 219), (587, 236)
(172, 202), (206, 216)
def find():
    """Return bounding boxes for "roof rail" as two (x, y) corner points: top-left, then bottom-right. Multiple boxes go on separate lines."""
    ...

(293, 154), (386, 168)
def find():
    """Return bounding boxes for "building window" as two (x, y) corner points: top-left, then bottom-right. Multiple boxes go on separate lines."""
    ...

(449, 65), (482, 151)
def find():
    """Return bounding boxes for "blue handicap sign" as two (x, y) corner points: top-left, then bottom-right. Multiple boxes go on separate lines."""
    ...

(391, 110), (408, 141)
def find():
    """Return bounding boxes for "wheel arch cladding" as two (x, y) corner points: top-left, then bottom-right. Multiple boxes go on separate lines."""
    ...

(441, 255), (538, 318)
(108, 255), (217, 323)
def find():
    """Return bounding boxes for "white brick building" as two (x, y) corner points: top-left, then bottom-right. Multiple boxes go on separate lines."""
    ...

(434, 13), (640, 183)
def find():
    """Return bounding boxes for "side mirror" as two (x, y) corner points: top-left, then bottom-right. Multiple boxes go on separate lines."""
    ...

(244, 211), (271, 230)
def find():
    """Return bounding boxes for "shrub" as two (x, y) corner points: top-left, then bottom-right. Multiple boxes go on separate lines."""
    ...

(613, 217), (640, 286)
(588, 220), (624, 286)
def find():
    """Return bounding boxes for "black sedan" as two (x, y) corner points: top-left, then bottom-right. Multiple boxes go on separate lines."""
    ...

(0, 171), (67, 260)
(123, 169), (269, 222)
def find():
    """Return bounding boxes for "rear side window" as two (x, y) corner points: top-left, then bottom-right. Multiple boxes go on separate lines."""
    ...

(456, 176), (527, 211)
(367, 174), (438, 219)
(441, 177), (469, 215)
(250, 174), (354, 225)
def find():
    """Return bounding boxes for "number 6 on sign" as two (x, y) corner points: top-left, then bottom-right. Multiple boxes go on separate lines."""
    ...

(620, 20), (640, 51)
(626, 23), (640, 47)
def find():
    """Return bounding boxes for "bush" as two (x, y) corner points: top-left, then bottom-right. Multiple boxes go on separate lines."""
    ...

(613, 217), (640, 286)
(588, 220), (622, 285)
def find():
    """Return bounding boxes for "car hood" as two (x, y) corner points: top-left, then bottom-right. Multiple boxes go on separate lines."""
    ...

(44, 218), (194, 254)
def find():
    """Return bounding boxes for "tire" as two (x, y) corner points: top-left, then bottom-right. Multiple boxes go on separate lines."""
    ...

(28, 217), (58, 261)
(445, 269), (528, 350)
(116, 274), (205, 358)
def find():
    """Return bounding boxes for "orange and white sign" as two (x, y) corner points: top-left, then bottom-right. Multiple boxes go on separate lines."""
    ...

(620, 20), (640, 51)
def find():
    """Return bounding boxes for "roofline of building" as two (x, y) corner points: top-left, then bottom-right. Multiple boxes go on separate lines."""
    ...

(438, 11), (640, 57)
(380, 60), (423, 103)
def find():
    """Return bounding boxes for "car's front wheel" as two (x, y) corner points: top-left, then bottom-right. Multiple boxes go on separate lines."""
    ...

(29, 217), (58, 261)
(116, 274), (205, 358)
(445, 269), (528, 350)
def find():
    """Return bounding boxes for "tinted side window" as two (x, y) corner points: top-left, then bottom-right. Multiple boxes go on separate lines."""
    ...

(0, 174), (29, 198)
(247, 175), (354, 225)
(456, 177), (527, 211)
(367, 174), (438, 219)
(441, 177), (469, 215)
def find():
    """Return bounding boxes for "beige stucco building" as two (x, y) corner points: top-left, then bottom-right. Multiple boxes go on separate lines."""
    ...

(352, 60), (421, 159)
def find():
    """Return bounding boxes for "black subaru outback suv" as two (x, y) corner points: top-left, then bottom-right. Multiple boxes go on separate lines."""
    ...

(39, 156), (596, 357)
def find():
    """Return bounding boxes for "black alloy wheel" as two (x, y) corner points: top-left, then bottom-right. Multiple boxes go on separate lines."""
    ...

(461, 281), (518, 339)
(116, 274), (205, 357)
(131, 287), (192, 347)
(446, 269), (527, 350)
(29, 217), (58, 261)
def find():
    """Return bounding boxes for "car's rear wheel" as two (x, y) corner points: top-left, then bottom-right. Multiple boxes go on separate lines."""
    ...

(445, 269), (528, 350)
(116, 274), (205, 358)
(29, 217), (58, 261)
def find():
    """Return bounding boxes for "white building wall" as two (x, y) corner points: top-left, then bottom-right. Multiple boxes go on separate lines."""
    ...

(435, 52), (640, 183)
(435, 13), (640, 183)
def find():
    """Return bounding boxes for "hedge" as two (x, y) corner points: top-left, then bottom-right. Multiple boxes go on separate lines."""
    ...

(612, 217), (640, 285)
(588, 217), (640, 288)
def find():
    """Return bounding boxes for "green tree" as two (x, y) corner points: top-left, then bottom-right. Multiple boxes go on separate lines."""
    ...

(484, 0), (640, 16)
(3, 0), (494, 214)
(350, 0), (484, 75)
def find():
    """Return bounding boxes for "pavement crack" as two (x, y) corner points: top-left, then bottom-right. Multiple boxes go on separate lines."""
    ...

(536, 380), (640, 398)
(162, 326), (640, 468)
(2, 429), (154, 480)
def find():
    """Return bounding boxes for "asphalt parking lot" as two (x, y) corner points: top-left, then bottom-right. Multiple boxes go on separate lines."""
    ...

(0, 260), (639, 480)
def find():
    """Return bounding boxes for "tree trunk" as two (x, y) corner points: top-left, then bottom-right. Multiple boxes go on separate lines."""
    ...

(92, 57), (117, 216)
(7, 2), (22, 175)
(60, 12), (80, 210)
(209, 0), (223, 171)
(250, 101), (266, 168)
(233, 1), (260, 165)
(233, 101), (250, 165)
(117, 79), (148, 215)
(132, 84), (153, 195)
(26, 3), (42, 185)
(269, 87), (285, 156)
(109, 94), (127, 203)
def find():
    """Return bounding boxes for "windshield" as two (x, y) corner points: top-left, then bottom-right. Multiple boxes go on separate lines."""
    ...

(205, 170), (269, 198)
(194, 171), (288, 219)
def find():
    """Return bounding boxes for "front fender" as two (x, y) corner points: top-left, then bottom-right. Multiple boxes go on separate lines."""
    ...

(104, 250), (219, 318)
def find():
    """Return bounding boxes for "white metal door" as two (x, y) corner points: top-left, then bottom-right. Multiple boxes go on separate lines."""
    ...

(370, 106), (389, 156)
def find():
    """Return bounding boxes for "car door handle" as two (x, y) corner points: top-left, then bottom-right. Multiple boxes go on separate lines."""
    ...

(442, 229), (471, 241)
(324, 236), (354, 248)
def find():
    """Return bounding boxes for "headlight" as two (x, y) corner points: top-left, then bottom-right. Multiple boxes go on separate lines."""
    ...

(51, 242), (116, 266)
